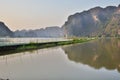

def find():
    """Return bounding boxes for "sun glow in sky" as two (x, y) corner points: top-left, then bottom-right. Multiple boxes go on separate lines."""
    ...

(0, 0), (119, 31)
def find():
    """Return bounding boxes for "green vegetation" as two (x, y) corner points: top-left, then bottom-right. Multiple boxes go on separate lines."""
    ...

(16, 44), (37, 50)
(0, 38), (95, 55)
(58, 38), (91, 45)
(16, 38), (94, 51)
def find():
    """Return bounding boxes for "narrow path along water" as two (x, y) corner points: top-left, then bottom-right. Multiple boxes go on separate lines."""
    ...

(0, 38), (93, 56)
(0, 38), (70, 47)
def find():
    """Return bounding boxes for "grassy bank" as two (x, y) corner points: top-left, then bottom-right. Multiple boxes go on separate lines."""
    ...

(0, 38), (95, 55)
(16, 38), (94, 50)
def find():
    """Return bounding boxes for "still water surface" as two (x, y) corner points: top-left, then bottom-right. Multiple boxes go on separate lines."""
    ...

(0, 38), (120, 80)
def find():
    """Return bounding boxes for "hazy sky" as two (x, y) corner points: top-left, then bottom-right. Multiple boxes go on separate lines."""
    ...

(0, 0), (120, 31)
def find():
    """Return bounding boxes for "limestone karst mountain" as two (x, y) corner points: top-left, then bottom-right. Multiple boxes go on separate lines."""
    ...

(0, 22), (13, 37)
(1, 5), (120, 38)
(62, 5), (120, 37)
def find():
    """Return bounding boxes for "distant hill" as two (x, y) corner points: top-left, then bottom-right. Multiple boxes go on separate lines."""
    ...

(62, 5), (120, 37)
(14, 26), (64, 38)
(0, 21), (64, 38)
(1, 4), (120, 38)
(0, 22), (13, 37)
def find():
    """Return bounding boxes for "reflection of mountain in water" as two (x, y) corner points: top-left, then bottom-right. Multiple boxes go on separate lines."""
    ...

(62, 38), (120, 72)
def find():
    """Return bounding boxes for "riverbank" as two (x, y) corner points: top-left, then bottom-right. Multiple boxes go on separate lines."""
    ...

(0, 38), (95, 55)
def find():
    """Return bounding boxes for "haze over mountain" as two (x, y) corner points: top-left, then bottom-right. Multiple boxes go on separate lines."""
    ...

(14, 26), (64, 38)
(62, 4), (120, 37)
(0, 21), (63, 38)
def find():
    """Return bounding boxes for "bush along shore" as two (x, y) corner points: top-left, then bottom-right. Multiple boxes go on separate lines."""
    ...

(0, 38), (95, 55)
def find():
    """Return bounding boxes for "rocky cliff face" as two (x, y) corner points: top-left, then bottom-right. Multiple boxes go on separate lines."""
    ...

(0, 22), (13, 37)
(62, 5), (120, 37)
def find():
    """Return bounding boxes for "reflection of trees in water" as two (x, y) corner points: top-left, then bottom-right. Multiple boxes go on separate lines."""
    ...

(62, 38), (120, 72)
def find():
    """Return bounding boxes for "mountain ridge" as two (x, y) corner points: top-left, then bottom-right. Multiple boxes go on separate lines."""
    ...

(1, 4), (120, 37)
(14, 26), (64, 38)
(62, 4), (120, 37)
(0, 22), (13, 37)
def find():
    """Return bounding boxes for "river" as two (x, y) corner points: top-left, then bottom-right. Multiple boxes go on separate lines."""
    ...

(0, 38), (120, 80)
